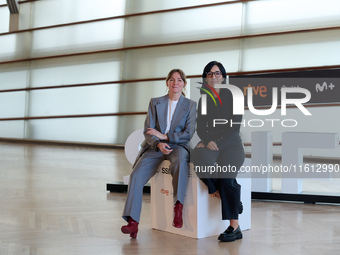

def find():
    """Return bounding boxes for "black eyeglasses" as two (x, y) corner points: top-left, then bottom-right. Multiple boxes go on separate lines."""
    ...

(206, 71), (222, 78)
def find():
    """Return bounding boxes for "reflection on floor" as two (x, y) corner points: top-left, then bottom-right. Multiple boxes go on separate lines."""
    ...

(0, 142), (340, 255)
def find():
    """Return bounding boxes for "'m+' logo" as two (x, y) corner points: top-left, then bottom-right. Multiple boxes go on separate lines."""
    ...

(315, 82), (335, 92)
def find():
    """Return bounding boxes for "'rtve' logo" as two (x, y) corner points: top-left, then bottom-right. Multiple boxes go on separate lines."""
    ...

(200, 84), (312, 116)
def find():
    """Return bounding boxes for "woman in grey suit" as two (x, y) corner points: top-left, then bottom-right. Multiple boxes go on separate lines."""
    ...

(121, 69), (197, 238)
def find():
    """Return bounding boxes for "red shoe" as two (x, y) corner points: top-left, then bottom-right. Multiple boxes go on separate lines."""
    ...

(172, 201), (183, 228)
(121, 217), (139, 238)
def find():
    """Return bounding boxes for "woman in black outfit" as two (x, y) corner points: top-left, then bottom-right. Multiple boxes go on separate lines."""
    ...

(192, 61), (245, 242)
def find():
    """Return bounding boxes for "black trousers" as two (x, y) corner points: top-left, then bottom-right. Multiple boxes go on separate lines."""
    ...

(192, 133), (245, 220)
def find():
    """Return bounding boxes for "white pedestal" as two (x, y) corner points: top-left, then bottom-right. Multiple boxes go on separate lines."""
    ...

(150, 159), (251, 239)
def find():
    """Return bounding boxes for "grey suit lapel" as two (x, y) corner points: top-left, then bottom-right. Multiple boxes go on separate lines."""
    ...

(155, 95), (168, 134)
(170, 95), (188, 132)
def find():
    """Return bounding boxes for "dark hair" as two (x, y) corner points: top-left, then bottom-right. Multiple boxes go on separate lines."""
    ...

(202, 61), (227, 84)
(166, 68), (187, 96)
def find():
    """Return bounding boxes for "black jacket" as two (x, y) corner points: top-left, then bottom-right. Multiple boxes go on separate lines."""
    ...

(196, 84), (243, 146)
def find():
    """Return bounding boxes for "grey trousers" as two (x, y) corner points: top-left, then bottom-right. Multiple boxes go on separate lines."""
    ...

(122, 144), (189, 223)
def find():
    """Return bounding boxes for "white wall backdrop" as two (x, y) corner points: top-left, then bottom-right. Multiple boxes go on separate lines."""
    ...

(0, 0), (339, 156)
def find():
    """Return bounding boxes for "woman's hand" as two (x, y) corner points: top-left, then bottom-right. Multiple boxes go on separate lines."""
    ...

(157, 143), (173, 155)
(211, 190), (220, 199)
(195, 142), (205, 148)
(206, 141), (219, 151)
(146, 128), (168, 140)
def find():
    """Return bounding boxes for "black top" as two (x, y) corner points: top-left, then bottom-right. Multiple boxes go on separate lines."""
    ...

(196, 85), (243, 146)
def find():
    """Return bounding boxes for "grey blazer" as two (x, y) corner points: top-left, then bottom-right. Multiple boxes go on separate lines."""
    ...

(132, 94), (197, 168)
